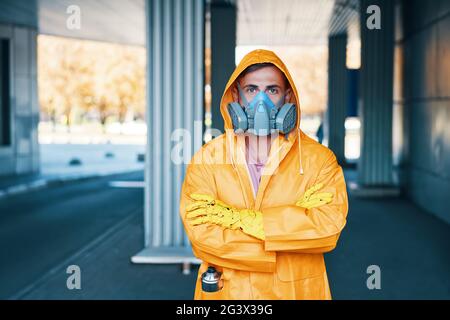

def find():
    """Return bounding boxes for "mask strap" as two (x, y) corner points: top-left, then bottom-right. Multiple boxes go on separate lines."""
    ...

(236, 82), (248, 106)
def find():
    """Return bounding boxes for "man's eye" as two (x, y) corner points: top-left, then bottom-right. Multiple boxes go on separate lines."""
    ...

(269, 88), (279, 95)
(247, 87), (257, 93)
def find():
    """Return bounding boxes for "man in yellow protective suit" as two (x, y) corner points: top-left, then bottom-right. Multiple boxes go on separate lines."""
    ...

(179, 49), (348, 300)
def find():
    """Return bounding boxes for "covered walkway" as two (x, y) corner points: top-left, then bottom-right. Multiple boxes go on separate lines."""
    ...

(0, 0), (448, 300)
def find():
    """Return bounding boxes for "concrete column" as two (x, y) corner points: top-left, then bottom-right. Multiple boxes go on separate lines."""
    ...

(210, 0), (236, 132)
(358, 0), (395, 186)
(132, 0), (204, 265)
(327, 34), (348, 164)
(0, 23), (39, 176)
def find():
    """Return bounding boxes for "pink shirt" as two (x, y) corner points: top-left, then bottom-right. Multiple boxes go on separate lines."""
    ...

(245, 136), (272, 197)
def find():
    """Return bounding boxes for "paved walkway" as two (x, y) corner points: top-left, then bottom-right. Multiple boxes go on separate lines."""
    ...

(16, 212), (198, 300)
(326, 194), (449, 299)
(0, 171), (146, 299)
(12, 180), (449, 299)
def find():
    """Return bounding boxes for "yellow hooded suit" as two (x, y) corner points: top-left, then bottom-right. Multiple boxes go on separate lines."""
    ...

(179, 49), (348, 300)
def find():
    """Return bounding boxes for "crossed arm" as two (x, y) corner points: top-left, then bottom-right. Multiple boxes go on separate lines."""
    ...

(179, 152), (348, 273)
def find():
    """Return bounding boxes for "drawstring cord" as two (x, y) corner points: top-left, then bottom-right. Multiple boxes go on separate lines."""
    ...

(297, 127), (304, 175)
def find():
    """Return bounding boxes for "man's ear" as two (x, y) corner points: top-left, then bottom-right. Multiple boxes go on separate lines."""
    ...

(231, 83), (239, 102)
(285, 88), (292, 103)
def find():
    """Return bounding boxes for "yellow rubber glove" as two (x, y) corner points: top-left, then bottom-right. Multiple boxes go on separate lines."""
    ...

(186, 194), (265, 240)
(296, 183), (334, 209)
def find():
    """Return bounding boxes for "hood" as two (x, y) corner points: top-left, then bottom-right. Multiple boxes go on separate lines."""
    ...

(219, 49), (304, 176)
(219, 49), (301, 132)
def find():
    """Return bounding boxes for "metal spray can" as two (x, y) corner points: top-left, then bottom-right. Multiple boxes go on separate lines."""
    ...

(201, 266), (223, 292)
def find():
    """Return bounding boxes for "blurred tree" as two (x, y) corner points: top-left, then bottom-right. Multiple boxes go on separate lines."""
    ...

(38, 35), (146, 131)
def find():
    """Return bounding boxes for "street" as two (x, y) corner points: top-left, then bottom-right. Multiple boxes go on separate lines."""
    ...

(0, 171), (145, 299)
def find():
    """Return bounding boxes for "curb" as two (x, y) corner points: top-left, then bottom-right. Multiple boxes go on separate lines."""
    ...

(0, 171), (142, 200)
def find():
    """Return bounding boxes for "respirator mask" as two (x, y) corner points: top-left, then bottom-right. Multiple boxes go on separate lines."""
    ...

(227, 82), (297, 136)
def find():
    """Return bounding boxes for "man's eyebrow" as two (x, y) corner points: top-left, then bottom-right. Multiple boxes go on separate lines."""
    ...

(242, 84), (282, 89)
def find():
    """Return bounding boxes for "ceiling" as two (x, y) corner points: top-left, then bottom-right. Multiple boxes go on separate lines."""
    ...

(35, 0), (357, 47)
(38, 0), (145, 46)
(236, 0), (359, 46)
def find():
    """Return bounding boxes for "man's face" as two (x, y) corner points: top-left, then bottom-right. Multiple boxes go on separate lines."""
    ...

(232, 65), (292, 106)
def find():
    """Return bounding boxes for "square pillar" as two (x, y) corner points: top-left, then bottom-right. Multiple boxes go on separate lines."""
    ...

(358, 0), (395, 187)
(327, 34), (348, 164)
